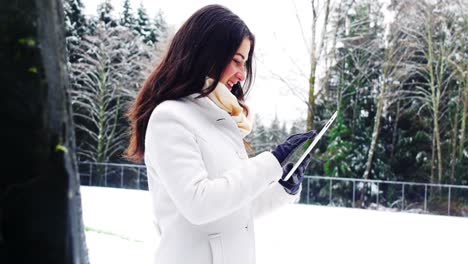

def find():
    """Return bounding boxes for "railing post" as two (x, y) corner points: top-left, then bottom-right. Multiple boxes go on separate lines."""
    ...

(448, 187), (451, 216)
(307, 178), (310, 204)
(424, 184), (427, 213)
(137, 167), (141, 190)
(352, 181), (356, 208)
(329, 178), (332, 205)
(89, 163), (93, 186)
(120, 166), (124, 188)
(376, 183), (379, 206)
(104, 164), (108, 187)
(401, 184), (405, 211)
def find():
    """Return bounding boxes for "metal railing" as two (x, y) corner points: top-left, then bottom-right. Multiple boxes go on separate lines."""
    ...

(78, 162), (148, 190)
(301, 176), (468, 217)
(78, 162), (468, 217)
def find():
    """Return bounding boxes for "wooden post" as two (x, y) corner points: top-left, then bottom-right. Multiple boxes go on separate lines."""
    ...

(1, 0), (88, 263)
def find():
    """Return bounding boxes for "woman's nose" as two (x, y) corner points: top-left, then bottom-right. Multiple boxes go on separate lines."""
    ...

(236, 71), (246, 82)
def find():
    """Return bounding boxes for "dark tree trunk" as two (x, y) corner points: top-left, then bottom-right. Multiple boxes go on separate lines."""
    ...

(0, 0), (88, 263)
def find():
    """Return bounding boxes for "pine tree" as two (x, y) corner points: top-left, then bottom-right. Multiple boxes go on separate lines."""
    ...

(269, 113), (283, 146)
(63, 0), (87, 63)
(135, 3), (152, 44)
(323, 114), (352, 177)
(151, 9), (168, 44)
(64, 0), (87, 37)
(280, 122), (288, 140)
(246, 115), (271, 154)
(97, 0), (117, 27)
(120, 0), (136, 29)
(289, 118), (306, 135)
(68, 22), (155, 162)
(323, 0), (393, 181)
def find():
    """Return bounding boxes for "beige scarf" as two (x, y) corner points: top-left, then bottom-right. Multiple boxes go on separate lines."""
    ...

(204, 78), (253, 138)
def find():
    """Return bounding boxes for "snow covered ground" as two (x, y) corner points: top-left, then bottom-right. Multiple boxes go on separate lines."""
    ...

(81, 186), (468, 264)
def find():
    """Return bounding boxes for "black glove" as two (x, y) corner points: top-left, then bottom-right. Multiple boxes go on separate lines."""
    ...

(279, 154), (311, 195)
(271, 130), (317, 167)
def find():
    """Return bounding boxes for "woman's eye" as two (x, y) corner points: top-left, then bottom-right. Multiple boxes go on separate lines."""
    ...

(233, 59), (245, 67)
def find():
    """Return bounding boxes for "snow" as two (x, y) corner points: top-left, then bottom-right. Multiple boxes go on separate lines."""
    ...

(81, 186), (468, 264)
(360, 109), (369, 118)
(416, 151), (427, 162)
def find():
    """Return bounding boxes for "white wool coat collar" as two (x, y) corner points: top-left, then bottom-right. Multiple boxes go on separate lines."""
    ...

(185, 93), (246, 138)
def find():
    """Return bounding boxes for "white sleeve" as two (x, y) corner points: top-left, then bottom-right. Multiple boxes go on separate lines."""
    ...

(145, 109), (283, 225)
(251, 178), (302, 219)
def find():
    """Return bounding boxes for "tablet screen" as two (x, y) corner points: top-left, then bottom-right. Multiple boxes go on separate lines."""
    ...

(283, 111), (338, 181)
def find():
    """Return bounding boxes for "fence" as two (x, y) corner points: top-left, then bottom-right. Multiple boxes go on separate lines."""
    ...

(301, 176), (468, 217)
(78, 162), (468, 217)
(78, 162), (148, 190)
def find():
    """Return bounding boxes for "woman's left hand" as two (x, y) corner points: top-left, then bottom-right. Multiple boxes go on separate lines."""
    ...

(278, 154), (311, 195)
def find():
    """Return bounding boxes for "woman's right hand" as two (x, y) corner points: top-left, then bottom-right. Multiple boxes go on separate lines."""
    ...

(271, 130), (316, 167)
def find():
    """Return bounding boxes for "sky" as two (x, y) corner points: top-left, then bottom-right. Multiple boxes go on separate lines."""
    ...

(81, 0), (318, 126)
(81, 186), (468, 264)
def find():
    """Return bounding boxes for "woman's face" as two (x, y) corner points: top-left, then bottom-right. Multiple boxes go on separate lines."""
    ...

(220, 38), (251, 91)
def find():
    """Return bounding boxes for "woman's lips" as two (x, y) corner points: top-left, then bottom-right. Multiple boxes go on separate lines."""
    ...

(227, 80), (234, 89)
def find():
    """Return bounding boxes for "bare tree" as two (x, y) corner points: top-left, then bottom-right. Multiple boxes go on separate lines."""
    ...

(333, 0), (385, 134)
(317, 0), (344, 100)
(445, 0), (468, 182)
(261, 0), (335, 129)
(362, 0), (418, 179)
(401, 0), (464, 183)
(305, 0), (332, 130)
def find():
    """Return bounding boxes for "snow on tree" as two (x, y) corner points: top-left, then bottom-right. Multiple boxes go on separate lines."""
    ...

(64, 0), (87, 37)
(324, 114), (352, 177)
(397, 0), (467, 184)
(362, 0), (418, 180)
(246, 115), (272, 154)
(97, 0), (117, 27)
(269, 112), (284, 145)
(289, 118), (306, 135)
(64, 0), (88, 63)
(135, 3), (152, 44)
(68, 22), (156, 162)
(120, 0), (136, 30)
(150, 9), (169, 45)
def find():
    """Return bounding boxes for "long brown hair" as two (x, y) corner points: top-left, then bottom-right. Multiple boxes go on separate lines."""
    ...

(125, 5), (256, 163)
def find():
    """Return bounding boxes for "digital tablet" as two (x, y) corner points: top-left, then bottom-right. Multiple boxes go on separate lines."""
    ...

(283, 111), (338, 181)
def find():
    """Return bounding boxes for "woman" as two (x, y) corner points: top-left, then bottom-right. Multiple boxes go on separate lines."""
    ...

(125, 5), (315, 264)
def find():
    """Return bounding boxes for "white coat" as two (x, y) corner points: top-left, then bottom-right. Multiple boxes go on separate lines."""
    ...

(144, 93), (301, 264)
